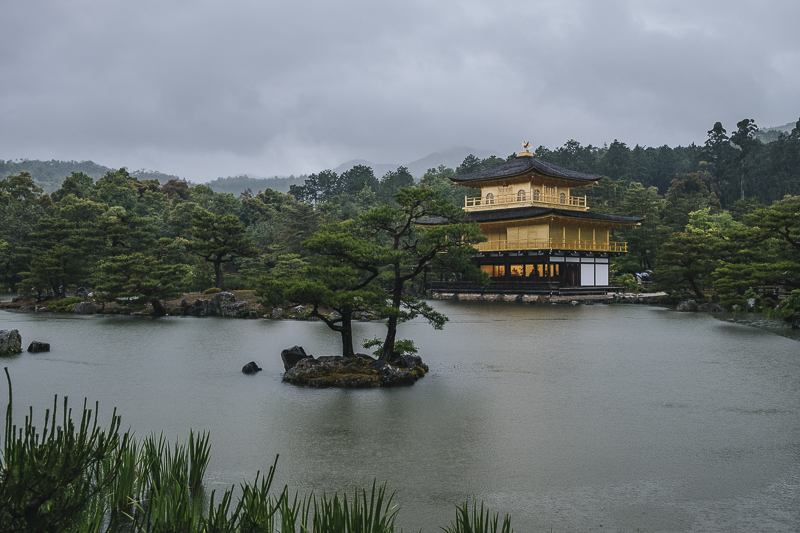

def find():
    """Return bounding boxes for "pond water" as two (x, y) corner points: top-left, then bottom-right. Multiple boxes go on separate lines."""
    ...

(1, 303), (798, 532)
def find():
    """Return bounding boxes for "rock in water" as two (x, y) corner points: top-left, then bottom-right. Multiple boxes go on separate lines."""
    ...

(0, 330), (23, 355)
(676, 300), (697, 312)
(27, 341), (50, 353)
(242, 361), (262, 374)
(281, 345), (312, 371)
(283, 354), (424, 388)
(397, 353), (429, 373)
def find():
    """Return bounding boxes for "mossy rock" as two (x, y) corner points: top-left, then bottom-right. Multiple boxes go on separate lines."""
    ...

(282, 354), (425, 388)
(0, 329), (23, 356)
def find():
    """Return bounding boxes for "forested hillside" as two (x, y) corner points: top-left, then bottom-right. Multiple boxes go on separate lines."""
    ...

(2, 117), (799, 320)
(204, 174), (308, 195)
(0, 159), (183, 193)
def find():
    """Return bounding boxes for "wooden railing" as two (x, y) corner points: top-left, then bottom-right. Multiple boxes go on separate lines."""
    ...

(428, 280), (560, 292)
(465, 193), (586, 210)
(477, 238), (627, 253)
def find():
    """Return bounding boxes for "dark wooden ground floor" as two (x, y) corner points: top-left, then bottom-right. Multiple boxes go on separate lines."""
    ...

(427, 280), (619, 296)
(437, 249), (618, 292)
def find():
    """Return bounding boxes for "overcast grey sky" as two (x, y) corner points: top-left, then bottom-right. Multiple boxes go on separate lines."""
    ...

(2, 0), (798, 181)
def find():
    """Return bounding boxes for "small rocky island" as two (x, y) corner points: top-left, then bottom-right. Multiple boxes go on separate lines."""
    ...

(280, 346), (428, 388)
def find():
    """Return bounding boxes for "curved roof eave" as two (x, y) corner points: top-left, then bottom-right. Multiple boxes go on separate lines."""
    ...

(449, 155), (602, 184)
(465, 206), (644, 225)
(416, 207), (644, 226)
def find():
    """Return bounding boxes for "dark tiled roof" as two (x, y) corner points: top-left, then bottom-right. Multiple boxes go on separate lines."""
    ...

(417, 206), (643, 225)
(449, 155), (601, 184)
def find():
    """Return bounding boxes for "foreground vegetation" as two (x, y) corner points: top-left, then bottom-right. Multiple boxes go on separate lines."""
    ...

(0, 369), (512, 532)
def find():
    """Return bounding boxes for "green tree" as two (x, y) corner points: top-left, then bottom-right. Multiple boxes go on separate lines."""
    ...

(456, 154), (483, 175)
(160, 178), (191, 201)
(89, 168), (138, 211)
(0, 172), (50, 290)
(341, 165), (379, 195)
(259, 222), (386, 357)
(21, 195), (105, 298)
(186, 209), (258, 290)
(613, 182), (664, 271)
(377, 167), (415, 203)
(701, 121), (736, 205)
(661, 171), (722, 231)
(654, 231), (718, 299)
(92, 207), (188, 315)
(729, 118), (760, 202)
(728, 195), (800, 291)
(50, 171), (94, 202)
(188, 184), (239, 216)
(600, 140), (631, 182)
(419, 165), (475, 206)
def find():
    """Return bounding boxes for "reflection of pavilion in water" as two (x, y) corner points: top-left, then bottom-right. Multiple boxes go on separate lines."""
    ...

(422, 147), (644, 295)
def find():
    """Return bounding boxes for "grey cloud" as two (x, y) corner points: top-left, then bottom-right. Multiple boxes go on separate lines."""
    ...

(1, 0), (798, 180)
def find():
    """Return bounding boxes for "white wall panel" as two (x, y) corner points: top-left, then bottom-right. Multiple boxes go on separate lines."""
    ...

(596, 264), (609, 285)
(581, 264), (595, 286)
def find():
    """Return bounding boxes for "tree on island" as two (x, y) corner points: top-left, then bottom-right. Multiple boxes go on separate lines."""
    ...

(361, 187), (486, 361)
(259, 221), (386, 357)
(260, 187), (486, 361)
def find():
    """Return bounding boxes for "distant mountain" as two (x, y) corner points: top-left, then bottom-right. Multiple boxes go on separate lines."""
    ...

(404, 146), (503, 177)
(204, 174), (308, 196)
(332, 159), (402, 179)
(756, 121), (797, 143)
(331, 146), (503, 179)
(2, 146), (505, 195)
(0, 159), (183, 193)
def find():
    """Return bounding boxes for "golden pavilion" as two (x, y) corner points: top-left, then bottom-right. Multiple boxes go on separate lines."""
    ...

(428, 146), (643, 294)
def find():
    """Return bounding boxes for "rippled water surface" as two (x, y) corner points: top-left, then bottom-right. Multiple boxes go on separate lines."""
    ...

(1, 303), (798, 532)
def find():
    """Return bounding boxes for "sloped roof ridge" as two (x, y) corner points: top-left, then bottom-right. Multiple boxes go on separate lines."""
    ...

(464, 206), (644, 224)
(450, 155), (601, 183)
(416, 206), (644, 226)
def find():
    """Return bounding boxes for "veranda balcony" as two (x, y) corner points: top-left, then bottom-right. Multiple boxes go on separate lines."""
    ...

(477, 238), (628, 253)
(465, 192), (587, 211)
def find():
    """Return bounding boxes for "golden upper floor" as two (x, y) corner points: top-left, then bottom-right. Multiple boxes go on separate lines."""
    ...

(464, 184), (587, 211)
(450, 153), (601, 213)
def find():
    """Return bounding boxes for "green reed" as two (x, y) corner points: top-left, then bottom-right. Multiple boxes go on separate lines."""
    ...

(441, 501), (514, 533)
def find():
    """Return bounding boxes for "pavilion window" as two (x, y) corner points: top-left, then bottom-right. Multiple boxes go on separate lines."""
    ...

(533, 189), (540, 201)
(486, 192), (494, 205)
(517, 190), (526, 202)
(480, 264), (506, 277)
(559, 192), (566, 204)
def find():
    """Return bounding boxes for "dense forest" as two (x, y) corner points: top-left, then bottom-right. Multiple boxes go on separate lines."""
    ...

(2, 117), (799, 320)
